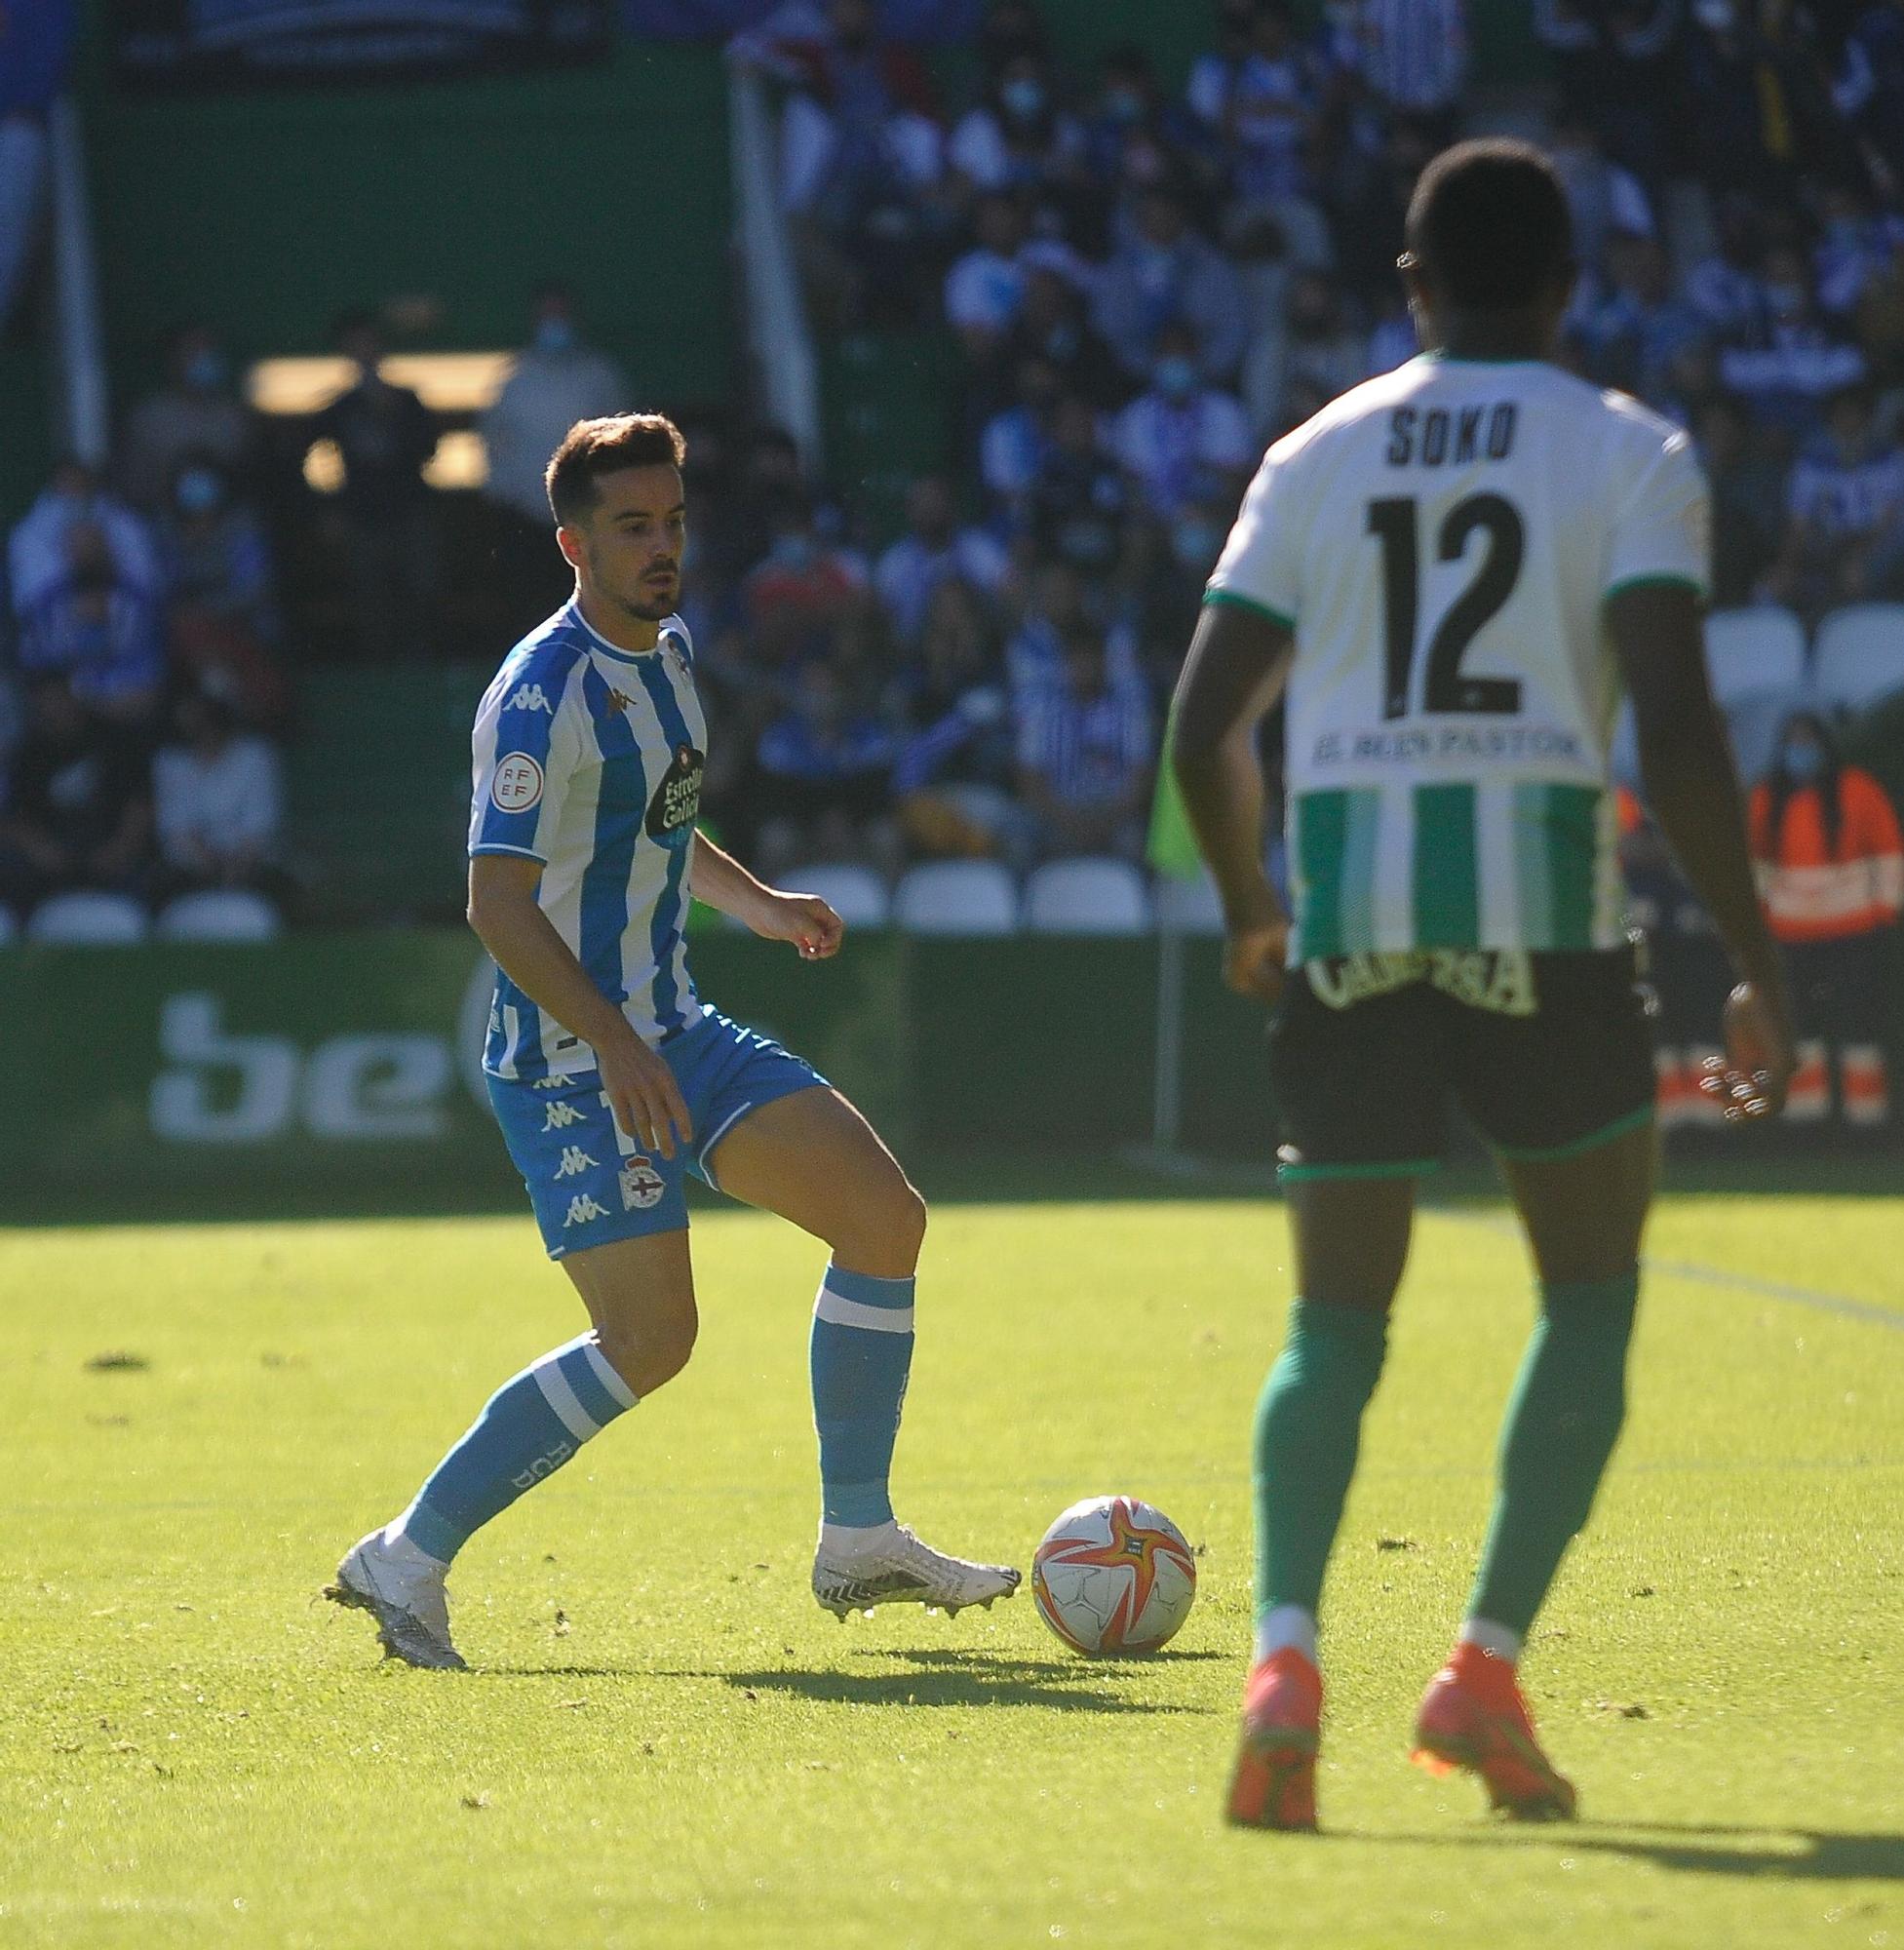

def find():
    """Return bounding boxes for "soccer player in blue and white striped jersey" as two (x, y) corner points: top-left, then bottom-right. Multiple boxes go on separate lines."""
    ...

(328, 414), (1018, 1668)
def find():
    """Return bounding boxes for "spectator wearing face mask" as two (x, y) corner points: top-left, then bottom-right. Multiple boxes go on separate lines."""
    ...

(1765, 382), (1904, 613)
(17, 520), (166, 724)
(1092, 183), (1247, 386)
(1109, 324), (1253, 520)
(7, 461), (161, 621)
(741, 497), (869, 668)
(157, 455), (291, 732)
(118, 324), (258, 513)
(481, 284), (632, 632)
(946, 53), (1083, 201)
(1749, 712), (1904, 1128)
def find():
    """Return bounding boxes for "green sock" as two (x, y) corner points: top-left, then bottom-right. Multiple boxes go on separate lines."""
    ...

(1254, 1297), (1390, 1620)
(1467, 1271), (1641, 1637)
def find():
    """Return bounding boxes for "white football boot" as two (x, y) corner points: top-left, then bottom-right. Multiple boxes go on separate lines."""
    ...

(326, 1529), (468, 1671)
(812, 1522), (1021, 1619)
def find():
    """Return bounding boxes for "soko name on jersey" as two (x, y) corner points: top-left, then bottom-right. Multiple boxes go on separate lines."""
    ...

(1385, 402), (1518, 468)
(645, 743), (706, 844)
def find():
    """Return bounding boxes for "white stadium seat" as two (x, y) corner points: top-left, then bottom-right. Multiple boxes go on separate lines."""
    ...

(893, 859), (1020, 936)
(1812, 604), (1904, 716)
(1153, 868), (1226, 935)
(1024, 857), (1153, 935)
(25, 891), (149, 945)
(156, 889), (283, 943)
(1703, 606), (1807, 704)
(779, 863), (891, 929)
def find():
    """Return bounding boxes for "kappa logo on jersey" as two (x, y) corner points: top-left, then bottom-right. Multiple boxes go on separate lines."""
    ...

(541, 1099), (586, 1132)
(644, 742), (705, 844)
(507, 682), (553, 714)
(563, 1192), (611, 1228)
(555, 1144), (600, 1180)
(619, 1156), (666, 1211)
(490, 751), (544, 814)
(607, 688), (634, 714)
(663, 632), (691, 679)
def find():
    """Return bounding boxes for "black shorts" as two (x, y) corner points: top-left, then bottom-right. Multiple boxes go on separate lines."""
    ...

(1266, 946), (1656, 1181)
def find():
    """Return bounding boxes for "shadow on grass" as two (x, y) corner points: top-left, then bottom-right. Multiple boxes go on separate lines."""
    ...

(656, 1648), (1216, 1715)
(1341, 1821), (1904, 1882)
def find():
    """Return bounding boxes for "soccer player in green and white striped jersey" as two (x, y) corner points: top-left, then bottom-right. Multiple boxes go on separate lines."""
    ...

(1170, 140), (1796, 1831)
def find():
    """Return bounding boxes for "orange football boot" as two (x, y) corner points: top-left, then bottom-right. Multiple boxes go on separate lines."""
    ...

(1226, 1648), (1322, 1831)
(1411, 1642), (1575, 1820)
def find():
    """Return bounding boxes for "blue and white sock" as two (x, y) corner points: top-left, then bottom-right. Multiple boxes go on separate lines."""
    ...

(388, 1331), (637, 1565)
(810, 1263), (915, 1540)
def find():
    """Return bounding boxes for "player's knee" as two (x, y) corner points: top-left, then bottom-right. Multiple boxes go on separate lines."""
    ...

(874, 1178), (928, 1267)
(596, 1302), (697, 1398)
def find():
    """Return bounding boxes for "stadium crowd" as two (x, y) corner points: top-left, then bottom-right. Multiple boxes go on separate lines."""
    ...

(1, 0), (1900, 1120)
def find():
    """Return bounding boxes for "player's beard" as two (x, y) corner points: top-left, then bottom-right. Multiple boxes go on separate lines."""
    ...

(619, 568), (680, 622)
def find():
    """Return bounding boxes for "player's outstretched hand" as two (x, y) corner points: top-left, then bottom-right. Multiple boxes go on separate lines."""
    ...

(1223, 921), (1290, 1009)
(751, 890), (845, 961)
(599, 1029), (694, 1160)
(1700, 980), (1796, 1122)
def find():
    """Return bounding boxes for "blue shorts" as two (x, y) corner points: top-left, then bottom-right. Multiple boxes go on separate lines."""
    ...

(487, 1008), (829, 1259)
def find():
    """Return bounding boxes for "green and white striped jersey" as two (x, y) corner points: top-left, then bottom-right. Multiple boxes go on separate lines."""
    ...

(1205, 355), (1708, 962)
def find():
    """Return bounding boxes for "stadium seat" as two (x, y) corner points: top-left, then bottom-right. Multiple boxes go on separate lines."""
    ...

(1703, 606), (1807, 704)
(156, 889), (283, 943)
(1153, 869), (1226, 935)
(25, 891), (149, 945)
(1025, 857), (1153, 935)
(893, 860), (1020, 936)
(1812, 604), (1904, 716)
(779, 863), (891, 929)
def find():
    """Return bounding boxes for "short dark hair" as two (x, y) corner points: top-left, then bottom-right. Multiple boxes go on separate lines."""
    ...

(1405, 139), (1574, 311)
(545, 413), (686, 526)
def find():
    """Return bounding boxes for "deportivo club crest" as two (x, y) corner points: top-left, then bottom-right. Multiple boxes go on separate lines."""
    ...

(619, 1156), (665, 1211)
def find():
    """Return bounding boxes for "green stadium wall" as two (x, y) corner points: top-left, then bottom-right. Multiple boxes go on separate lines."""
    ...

(0, 932), (1273, 1221)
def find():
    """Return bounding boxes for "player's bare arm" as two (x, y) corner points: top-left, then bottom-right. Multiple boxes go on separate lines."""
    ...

(1170, 599), (1295, 1004)
(466, 851), (692, 1156)
(1607, 581), (1797, 1117)
(689, 829), (843, 960)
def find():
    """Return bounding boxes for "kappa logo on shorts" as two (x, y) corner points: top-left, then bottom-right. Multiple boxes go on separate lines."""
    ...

(542, 1100), (586, 1132)
(531, 1073), (572, 1089)
(507, 682), (553, 714)
(490, 751), (544, 814)
(555, 1144), (600, 1180)
(619, 1157), (666, 1211)
(563, 1192), (611, 1228)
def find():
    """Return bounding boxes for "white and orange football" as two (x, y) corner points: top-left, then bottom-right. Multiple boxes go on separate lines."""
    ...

(1030, 1495), (1196, 1656)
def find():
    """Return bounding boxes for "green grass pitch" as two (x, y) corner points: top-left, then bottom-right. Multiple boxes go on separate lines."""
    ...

(2, 1173), (1899, 1947)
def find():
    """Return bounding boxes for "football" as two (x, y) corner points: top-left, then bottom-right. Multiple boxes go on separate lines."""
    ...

(1030, 1496), (1197, 1656)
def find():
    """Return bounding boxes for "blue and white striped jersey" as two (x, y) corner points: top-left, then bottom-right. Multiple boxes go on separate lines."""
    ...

(469, 602), (706, 1079)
